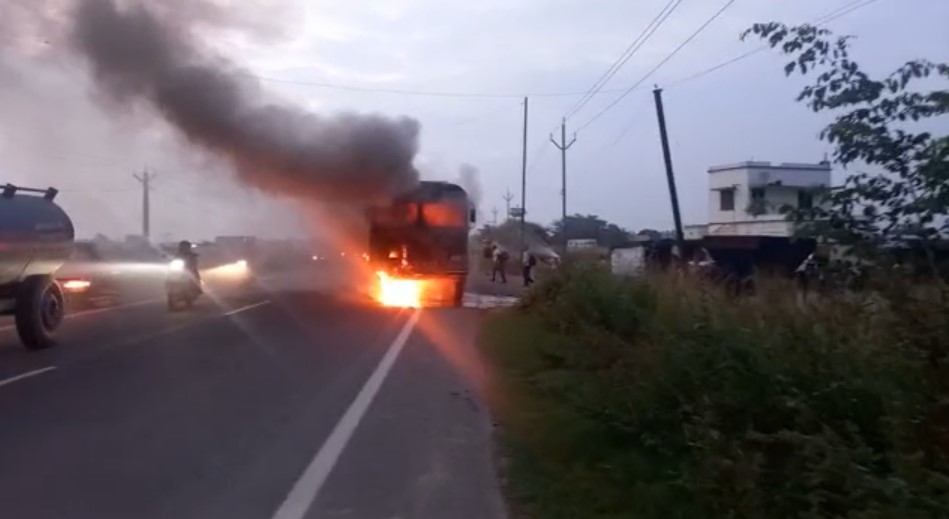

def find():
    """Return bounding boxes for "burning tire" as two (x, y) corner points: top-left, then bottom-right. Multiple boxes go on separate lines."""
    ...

(15, 275), (65, 350)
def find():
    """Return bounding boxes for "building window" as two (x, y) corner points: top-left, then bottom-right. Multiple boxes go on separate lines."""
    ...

(750, 187), (766, 203)
(798, 190), (814, 210)
(719, 189), (735, 211)
(747, 187), (768, 215)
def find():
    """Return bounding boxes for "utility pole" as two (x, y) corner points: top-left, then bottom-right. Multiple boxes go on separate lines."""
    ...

(502, 190), (514, 221)
(519, 97), (529, 250)
(133, 169), (155, 239)
(491, 206), (499, 225)
(549, 117), (576, 250)
(652, 86), (685, 253)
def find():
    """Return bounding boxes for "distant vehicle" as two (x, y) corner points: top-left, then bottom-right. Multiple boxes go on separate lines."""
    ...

(0, 184), (74, 349)
(367, 181), (476, 306)
(56, 241), (120, 310)
(208, 236), (257, 267)
(195, 236), (256, 290)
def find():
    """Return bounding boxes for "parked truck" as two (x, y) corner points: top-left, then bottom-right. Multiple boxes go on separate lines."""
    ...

(0, 184), (75, 349)
(367, 181), (476, 306)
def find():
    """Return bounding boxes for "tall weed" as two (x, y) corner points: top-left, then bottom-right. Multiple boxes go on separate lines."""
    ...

(490, 262), (949, 518)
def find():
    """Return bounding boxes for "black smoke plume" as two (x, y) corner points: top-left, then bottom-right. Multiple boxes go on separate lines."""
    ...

(71, 0), (420, 203)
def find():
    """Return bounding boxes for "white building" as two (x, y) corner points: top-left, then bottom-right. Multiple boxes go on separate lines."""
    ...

(695, 160), (832, 237)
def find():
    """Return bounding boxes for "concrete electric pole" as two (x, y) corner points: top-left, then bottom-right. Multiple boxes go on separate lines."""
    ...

(549, 117), (576, 249)
(502, 190), (514, 221)
(519, 97), (529, 250)
(652, 86), (685, 252)
(133, 169), (155, 239)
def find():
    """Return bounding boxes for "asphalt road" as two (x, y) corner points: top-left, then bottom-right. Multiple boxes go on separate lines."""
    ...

(0, 268), (506, 519)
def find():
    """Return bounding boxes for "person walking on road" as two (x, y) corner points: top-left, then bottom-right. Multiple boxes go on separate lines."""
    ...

(491, 244), (508, 283)
(522, 248), (536, 287)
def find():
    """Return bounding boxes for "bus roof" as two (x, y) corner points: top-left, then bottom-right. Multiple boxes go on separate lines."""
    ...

(393, 181), (468, 203)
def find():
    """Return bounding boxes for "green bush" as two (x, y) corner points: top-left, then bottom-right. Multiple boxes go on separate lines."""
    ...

(483, 262), (949, 518)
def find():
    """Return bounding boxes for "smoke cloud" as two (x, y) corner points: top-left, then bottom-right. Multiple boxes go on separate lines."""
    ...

(456, 163), (483, 216)
(69, 0), (420, 204)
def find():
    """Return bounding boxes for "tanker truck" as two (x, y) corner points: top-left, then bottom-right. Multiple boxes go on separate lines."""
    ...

(0, 184), (75, 349)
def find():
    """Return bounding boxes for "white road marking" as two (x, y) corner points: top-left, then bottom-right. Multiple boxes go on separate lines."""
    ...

(65, 298), (162, 319)
(0, 298), (162, 332)
(0, 299), (271, 385)
(222, 300), (270, 316)
(72, 299), (273, 357)
(270, 308), (423, 519)
(0, 366), (57, 389)
(0, 297), (268, 333)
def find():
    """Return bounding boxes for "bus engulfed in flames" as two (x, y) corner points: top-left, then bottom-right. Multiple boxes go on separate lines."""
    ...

(367, 181), (475, 308)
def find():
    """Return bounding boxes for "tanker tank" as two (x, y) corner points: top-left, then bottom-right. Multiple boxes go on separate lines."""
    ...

(0, 184), (75, 350)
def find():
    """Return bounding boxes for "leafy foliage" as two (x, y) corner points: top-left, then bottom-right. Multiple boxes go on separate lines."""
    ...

(484, 262), (949, 518)
(478, 218), (550, 244)
(549, 213), (631, 248)
(742, 23), (949, 268)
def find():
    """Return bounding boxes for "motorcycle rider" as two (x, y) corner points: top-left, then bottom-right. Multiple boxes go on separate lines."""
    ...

(175, 240), (202, 290)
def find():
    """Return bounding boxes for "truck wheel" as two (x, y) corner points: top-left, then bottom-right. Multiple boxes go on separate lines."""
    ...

(15, 275), (65, 350)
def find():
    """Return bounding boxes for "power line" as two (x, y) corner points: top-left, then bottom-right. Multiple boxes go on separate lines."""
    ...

(665, 0), (882, 88)
(7, 0), (885, 105)
(608, 0), (883, 147)
(814, 0), (881, 24)
(250, 0), (879, 102)
(576, 0), (738, 132)
(525, 134), (553, 175)
(250, 73), (630, 99)
(609, 98), (651, 148)
(564, 0), (684, 120)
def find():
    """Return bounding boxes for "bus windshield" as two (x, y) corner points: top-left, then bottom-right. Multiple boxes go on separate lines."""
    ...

(421, 200), (467, 227)
(370, 197), (468, 229)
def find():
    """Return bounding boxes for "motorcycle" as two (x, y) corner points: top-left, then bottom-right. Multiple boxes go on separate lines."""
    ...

(165, 258), (202, 311)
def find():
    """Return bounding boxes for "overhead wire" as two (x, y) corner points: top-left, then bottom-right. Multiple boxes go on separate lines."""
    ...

(251, 73), (624, 99)
(575, 0), (739, 133)
(6, 0), (884, 104)
(563, 0), (684, 120)
(606, 0), (884, 154)
(664, 0), (882, 88)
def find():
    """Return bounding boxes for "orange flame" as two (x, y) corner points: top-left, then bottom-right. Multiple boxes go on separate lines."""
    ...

(375, 271), (423, 308)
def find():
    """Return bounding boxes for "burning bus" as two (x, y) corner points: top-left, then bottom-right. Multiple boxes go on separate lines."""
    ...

(367, 181), (476, 307)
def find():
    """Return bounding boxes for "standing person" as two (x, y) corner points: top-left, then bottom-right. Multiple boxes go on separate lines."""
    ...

(491, 244), (508, 284)
(522, 248), (536, 287)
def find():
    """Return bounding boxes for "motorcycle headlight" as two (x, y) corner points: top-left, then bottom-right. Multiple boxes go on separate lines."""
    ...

(169, 259), (185, 271)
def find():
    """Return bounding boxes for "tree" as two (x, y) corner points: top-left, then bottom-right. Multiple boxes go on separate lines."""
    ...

(549, 214), (631, 249)
(478, 218), (551, 250)
(637, 229), (664, 241)
(743, 23), (949, 274)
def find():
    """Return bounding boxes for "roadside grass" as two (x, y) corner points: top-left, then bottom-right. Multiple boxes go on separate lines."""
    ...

(481, 262), (949, 518)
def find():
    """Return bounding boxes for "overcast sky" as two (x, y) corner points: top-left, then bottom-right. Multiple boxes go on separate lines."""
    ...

(1, 0), (947, 240)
